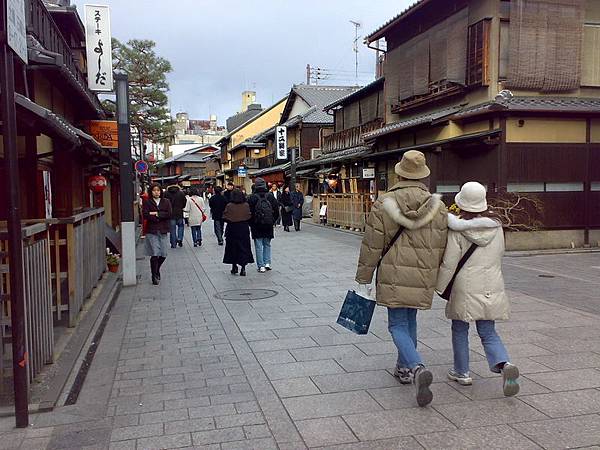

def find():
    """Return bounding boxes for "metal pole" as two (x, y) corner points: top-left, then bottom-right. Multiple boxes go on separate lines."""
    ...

(291, 147), (297, 192)
(0, 1), (29, 427)
(115, 73), (136, 286)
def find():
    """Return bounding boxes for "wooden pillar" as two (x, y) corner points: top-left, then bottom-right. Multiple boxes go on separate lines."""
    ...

(497, 116), (508, 193)
(53, 146), (74, 217)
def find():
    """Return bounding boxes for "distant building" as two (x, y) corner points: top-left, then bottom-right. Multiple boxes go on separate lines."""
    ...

(226, 91), (264, 131)
(173, 112), (226, 145)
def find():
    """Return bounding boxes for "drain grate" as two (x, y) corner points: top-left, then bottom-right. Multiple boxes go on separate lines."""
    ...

(216, 289), (278, 301)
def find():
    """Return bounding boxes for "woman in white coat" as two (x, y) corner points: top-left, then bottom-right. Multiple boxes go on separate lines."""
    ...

(436, 182), (519, 397)
(184, 188), (207, 247)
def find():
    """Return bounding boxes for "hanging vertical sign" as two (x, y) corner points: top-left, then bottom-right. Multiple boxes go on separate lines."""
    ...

(43, 171), (52, 219)
(6, 0), (28, 64)
(276, 126), (287, 160)
(84, 5), (114, 91)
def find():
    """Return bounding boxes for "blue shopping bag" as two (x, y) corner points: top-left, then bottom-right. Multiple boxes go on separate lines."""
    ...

(336, 290), (376, 335)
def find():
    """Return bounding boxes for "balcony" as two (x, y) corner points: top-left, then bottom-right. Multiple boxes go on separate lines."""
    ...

(232, 156), (274, 170)
(26, 0), (104, 116)
(323, 119), (384, 154)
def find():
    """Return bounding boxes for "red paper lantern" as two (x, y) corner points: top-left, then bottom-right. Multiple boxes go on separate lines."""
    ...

(89, 175), (108, 193)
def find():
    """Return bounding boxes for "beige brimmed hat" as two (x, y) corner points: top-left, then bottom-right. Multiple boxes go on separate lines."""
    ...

(395, 150), (431, 180)
(455, 182), (488, 213)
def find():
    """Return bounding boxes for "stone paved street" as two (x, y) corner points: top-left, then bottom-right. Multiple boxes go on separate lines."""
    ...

(2, 222), (600, 449)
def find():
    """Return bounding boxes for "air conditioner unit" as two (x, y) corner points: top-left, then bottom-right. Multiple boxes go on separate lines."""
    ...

(310, 148), (322, 160)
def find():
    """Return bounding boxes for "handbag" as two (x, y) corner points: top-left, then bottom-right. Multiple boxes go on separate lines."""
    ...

(439, 243), (478, 301)
(190, 198), (207, 222)
(284, 205), (293, 213)
(337, 225), (405, 335)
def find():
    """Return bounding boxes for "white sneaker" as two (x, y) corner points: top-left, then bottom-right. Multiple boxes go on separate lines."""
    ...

(502, 363), (520, 397)
(258, 267), (266, 273)
(447, 369), (473, 386)
(265, 264), (272, 271)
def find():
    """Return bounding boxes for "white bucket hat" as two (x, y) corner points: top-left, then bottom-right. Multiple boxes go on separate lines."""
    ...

(455, 182), (488, 213)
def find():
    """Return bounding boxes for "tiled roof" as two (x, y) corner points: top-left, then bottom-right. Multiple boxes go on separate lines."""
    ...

(283, 85), (361, 125)
(297, 146), (372, 168)
(365, 0), (429, 43)
(363, 106), (462, 140)
(324, 77), (385, 111)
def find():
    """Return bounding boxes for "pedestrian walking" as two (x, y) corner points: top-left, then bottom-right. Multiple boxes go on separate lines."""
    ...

(248, 177), (279, 272)
(355, 150), (448, 407)
(209, 186), (227, 245)
(164, 184), (187, 248)
(290, 183), (304, 231)
(184, 188), (207, 247)
(143, 183), (172, 285)
(223, 181), (235, 203)
(280, 185), (293, 232)
(270, 183), (282, 225)
(436, 182), (520, 396)
(223, 189), (254, 276)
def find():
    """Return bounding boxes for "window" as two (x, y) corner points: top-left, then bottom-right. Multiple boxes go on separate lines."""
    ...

(436, 184), (461, 193)
(592, 182), (600, 191)
(582, 24), (600, 87)
(500, 0), (510, 18)
(508, 182), (584, 192)
(545, 182), (584, 192)
(499, 20), (510, 80)
(507, 182), (545, 193)
(467, 19), (491, 86)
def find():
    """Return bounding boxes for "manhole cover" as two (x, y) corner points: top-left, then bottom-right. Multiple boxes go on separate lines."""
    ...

(216, 289), (278, 301)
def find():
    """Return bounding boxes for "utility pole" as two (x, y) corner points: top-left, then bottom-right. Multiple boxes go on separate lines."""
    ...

(115, 73), (136, 287)
(306, 64), (310, 85)
(350, 20), (362, 85)
(1, 0), (29, 428)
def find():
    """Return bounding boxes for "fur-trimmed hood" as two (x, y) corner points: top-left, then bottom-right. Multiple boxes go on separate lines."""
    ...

(382, 193), (444, 230)
(448, 214), (501, 247)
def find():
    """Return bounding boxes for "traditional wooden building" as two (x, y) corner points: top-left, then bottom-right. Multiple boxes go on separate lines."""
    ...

(154, 144), (219, 188)
(352, 0), (600, 249)
(1, 0), (117, 397)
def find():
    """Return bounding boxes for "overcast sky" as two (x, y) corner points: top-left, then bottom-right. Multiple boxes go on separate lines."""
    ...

(72, 0), (412, 125)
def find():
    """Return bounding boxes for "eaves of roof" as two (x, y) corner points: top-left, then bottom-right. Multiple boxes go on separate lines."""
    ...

(365, 0), (431, 43)
(324, 77), (385, 111)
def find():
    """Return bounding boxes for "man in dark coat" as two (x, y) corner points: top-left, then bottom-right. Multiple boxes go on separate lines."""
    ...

(290, 183), (305, 231)
(209, 186), (227, 245)
(223, 181), (235, 203)
(247, 178), (279, 273)
(164, 184), (187, 248)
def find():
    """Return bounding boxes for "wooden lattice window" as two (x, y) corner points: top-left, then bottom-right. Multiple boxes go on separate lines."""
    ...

(466, 19), (491, 86)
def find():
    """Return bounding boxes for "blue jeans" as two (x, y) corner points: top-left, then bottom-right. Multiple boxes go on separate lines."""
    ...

(387, 307), (422, 369)
(452, 320), (510, 374)
(170, 218), (184, 247)
(191, 225), (202, 243)
(254, 238), (272, 269)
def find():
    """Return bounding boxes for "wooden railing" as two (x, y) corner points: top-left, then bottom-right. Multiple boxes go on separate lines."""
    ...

(323, 119), (384, 153)
(1, 223), (54, 387)
(312, 194), (374, 231)
(48, 209), (106, 327)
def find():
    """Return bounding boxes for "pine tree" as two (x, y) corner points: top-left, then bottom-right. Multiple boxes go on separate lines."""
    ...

(105, 38), (174, 144)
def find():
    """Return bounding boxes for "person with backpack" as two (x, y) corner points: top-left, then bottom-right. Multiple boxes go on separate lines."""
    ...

(355, 151), (448, 407)
(184, 188), (207, 247)
(248, 177), (279, 273)
(436, 182), (520, 396)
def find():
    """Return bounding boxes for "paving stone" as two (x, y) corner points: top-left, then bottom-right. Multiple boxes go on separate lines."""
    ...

(210, 392), (256, 405)
(312, 370), (398, 393)
(282, 391), (382, 420)
(531, 352), (600, 370)
(368, 383), (469, 409)
(274, 325), (340, 339)
(255, 350), (296, 365)
(110, 423), (164, 441)
(136, 432), (192, 449)
(215, 412), (265, 428)
(313, 333), (382, 346)
(433, 398), (547, 428)
(290, 345), (365, 362)
(139, 408), (189, 425)
(343, 408), (455, 440)
(314, 437), (423, 450)
(296, 417), (357, 447)
(188, 404), (237, 419)
(191, 427), (245, 445)
(108, 440), (137, 450)
(19, 437), (53, 450)
(114, 400), (164, 415)
(414, 424), (541, 449)
(220, 437), (278, 450)
(164, 418), (215, 435)
(512, 414), (600, 450)
(243, 424), (272, 439)
(249, 337), (317, 352)
(271, 377), (321, 398)
(526, 368), (600, 391)
(469, 358), (553, 378)
(449, 376), (550, 400)
(235, 401), (262, 414)
(263, 360), (344, 380)
(519, 389), (600, 418)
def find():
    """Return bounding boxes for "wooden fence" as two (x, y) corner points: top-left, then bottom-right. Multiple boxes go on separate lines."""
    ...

(312, 194), (373, 231)
(1, 223), (54, 388)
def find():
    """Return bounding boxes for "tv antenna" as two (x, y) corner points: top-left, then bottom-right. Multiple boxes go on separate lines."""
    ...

(350, 20), (362, 85)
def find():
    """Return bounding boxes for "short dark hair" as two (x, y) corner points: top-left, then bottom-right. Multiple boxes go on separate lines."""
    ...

(148, 183), (162, 197)
(189, 187), (199, 196)
(215, 186), (223, 194)
(227, 181), (234, 186)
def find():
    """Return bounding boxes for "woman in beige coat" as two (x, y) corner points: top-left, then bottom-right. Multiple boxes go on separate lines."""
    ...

(436, 182), (519, 397)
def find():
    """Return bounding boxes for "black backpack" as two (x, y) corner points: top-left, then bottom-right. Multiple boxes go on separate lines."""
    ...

(254, 194), (274, 225)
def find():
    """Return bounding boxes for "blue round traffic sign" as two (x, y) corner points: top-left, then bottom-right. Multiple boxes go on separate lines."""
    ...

(135, 160), (148, 173)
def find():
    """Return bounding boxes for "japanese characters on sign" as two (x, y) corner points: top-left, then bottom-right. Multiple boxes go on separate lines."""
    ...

(87, 120), (118, 148)
(84, 5), (114, 91)
(238, 166), (248, 178)
(362, 168), (375, 179)
(6, 0), (28, 64)
(276, 126), (287, 160)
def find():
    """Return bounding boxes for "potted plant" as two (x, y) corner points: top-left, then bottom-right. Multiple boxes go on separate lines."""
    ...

(106, 252), (121, 273)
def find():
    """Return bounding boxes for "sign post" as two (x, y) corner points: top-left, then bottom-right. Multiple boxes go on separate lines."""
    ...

(1, 0), (29, 428)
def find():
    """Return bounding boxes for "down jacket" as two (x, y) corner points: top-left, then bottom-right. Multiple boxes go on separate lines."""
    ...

(355, 181), (448, 309)
(184, 195), (207, 227)
(436, 214), (509, 321)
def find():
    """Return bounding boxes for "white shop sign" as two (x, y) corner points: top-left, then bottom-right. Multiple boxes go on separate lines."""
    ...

(84, 5), (114, 91)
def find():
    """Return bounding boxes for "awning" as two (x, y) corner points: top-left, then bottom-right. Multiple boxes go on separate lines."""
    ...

(73, 127), (103, 152)
(251, 162), (291, 177)
(295, 168), (317, 177)
(315, 167), (339, 176)
(373, 129), (502, 158)
(297, 146), (372, 168)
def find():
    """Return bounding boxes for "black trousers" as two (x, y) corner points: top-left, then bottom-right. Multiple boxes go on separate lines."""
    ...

(214, 219), (224, 243)
(294, 219), (301, 231)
